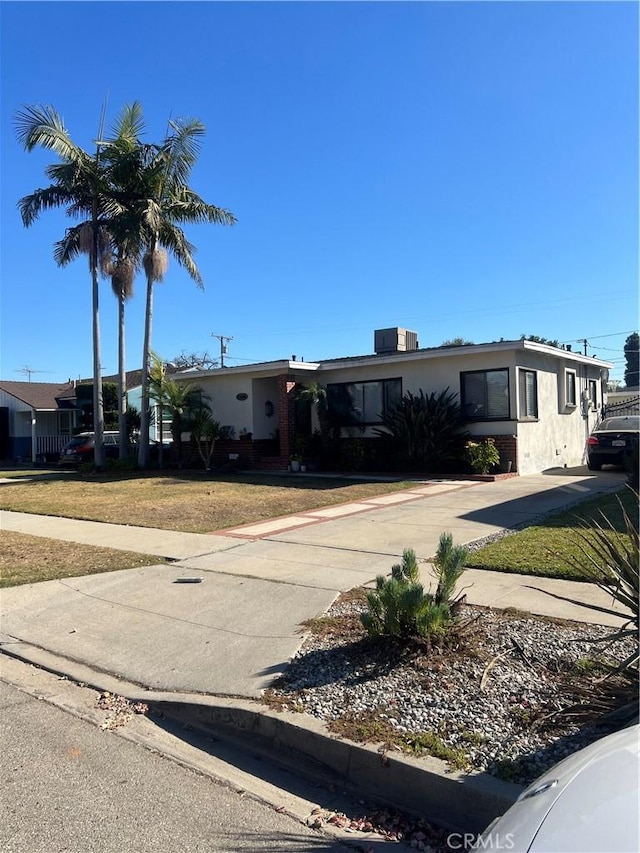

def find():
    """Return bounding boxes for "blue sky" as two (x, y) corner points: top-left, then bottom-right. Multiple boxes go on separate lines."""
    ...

(1, 1), (638, 384)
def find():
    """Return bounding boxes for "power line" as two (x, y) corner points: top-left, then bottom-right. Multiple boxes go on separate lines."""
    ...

(211, 333), (233, 368)
(561, 330), (638, 344)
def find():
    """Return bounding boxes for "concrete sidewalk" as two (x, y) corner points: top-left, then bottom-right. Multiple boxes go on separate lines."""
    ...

(2, 467), (633, 832)
(0, 467), (629, 698)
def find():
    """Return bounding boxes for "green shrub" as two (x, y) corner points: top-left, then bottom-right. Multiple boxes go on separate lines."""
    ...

(104, 456), (138, 473)
(360, 534), (468, 641)
(375, 389), (469, 472)
(433, 532), (467, 604)
(464, 438), (500, 474)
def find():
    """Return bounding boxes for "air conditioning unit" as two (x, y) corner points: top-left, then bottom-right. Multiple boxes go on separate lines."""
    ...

(374, 327), (419, 354)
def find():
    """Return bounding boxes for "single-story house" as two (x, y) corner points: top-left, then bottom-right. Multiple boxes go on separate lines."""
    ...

(177, 328), (613, 476)
(0, 369), (168, 463)
(0, 380), (78, 462)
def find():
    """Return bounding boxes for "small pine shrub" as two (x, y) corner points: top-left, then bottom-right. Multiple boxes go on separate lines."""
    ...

(433, 532), (467, 605)
(361, 534), (468, 641)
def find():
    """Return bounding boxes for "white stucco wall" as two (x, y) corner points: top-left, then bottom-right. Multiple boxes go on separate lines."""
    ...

(182, 372), (255, 438)
(251, 376), (280, 440)
(174, 345), (608, 474)
(317, 347), (605, 475)
(513, 354), (602, 474)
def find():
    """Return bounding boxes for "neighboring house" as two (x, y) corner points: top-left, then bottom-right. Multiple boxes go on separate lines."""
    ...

(177, 328), (613, 476)
(122, 365), (181, 444)
(0, 369), (160, 463)
(0, 380), (78, 462)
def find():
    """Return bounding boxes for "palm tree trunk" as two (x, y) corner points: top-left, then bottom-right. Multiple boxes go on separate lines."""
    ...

(118, 292), (128, 460)
(91, 214), (105, 470)
(137, 273), (153, 469)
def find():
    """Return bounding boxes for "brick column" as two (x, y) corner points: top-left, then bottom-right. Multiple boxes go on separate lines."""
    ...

(278, 374), (296, 460)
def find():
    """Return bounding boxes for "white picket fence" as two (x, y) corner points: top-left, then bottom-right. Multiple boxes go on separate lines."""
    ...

(35, 435), (68, 456)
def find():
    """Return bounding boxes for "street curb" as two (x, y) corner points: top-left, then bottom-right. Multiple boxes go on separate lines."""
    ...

(0, 639), (521, 833)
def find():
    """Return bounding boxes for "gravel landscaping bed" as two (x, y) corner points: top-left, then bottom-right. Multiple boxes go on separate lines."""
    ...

(266, 594), (637, 788)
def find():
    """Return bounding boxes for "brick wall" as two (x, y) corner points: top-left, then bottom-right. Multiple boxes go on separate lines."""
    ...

(485, 434), (518, 472)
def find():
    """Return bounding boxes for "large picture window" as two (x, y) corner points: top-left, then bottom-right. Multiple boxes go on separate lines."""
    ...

(518, 369), (538, 419)
(461, 369), (510, 420)
(327, 378), (402, 426)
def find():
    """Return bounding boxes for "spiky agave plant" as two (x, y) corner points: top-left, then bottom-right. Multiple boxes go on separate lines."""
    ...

(560, 493), (639, 674)
(534, 492), (639, 727)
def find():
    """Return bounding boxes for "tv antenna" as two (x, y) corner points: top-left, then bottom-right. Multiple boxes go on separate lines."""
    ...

(15, 366), (54, 381)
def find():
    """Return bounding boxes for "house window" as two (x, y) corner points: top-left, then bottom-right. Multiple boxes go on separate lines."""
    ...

(565, 370), (577, 407)
(327, 378), (402, 425)
(518, 369), (538, 419)
(588, 379), (598, 409)
(461, 369), (510, 420)
(58, 411), (73, 436)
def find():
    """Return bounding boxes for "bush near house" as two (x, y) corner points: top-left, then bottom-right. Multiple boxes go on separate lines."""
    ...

(464, 438), (501, 474)
(374, 389), (469, 472)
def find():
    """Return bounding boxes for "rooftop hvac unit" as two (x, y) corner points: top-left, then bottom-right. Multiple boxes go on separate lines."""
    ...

(374, 327), (419, 354)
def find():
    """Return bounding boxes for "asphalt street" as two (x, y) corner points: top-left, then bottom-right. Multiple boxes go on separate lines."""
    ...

(0, 679), (348, 853)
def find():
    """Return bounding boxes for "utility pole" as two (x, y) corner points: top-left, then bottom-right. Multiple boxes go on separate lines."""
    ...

(581, 338), (588, 356)
(211, 334), (233, 368)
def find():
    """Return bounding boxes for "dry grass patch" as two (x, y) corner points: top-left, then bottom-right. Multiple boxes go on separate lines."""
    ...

(0, 530), (164, 587)
(0, 472), (415, 533)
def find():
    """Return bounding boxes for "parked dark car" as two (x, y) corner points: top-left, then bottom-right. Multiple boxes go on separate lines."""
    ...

(58, 431), (120, 465)
(586, 416), (640, 470)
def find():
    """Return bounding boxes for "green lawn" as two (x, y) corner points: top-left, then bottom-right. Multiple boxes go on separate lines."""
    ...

(466, 487), (638, 580)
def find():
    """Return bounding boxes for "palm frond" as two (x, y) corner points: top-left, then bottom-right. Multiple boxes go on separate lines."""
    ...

(161, 118), (205, 187)
(157, 223), (202, 286)
(14, 104), (82, 160)
(168, 188), (237, 225)
(110, 101), (145, 147)
(54, 224), (91, 268)
(17, 185), (79, 227)
(53, 222), (112, 270)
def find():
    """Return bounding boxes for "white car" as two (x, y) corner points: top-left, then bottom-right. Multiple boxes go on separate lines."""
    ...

(476, 724), (639, 852)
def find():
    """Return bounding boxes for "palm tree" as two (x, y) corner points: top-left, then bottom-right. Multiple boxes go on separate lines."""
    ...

(15, 104), (112, 467)
(148, 351), (172, 466)
(106, 117), (236, 468)
(102, 103), (146, 460)
(149, 366), (203, 468)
